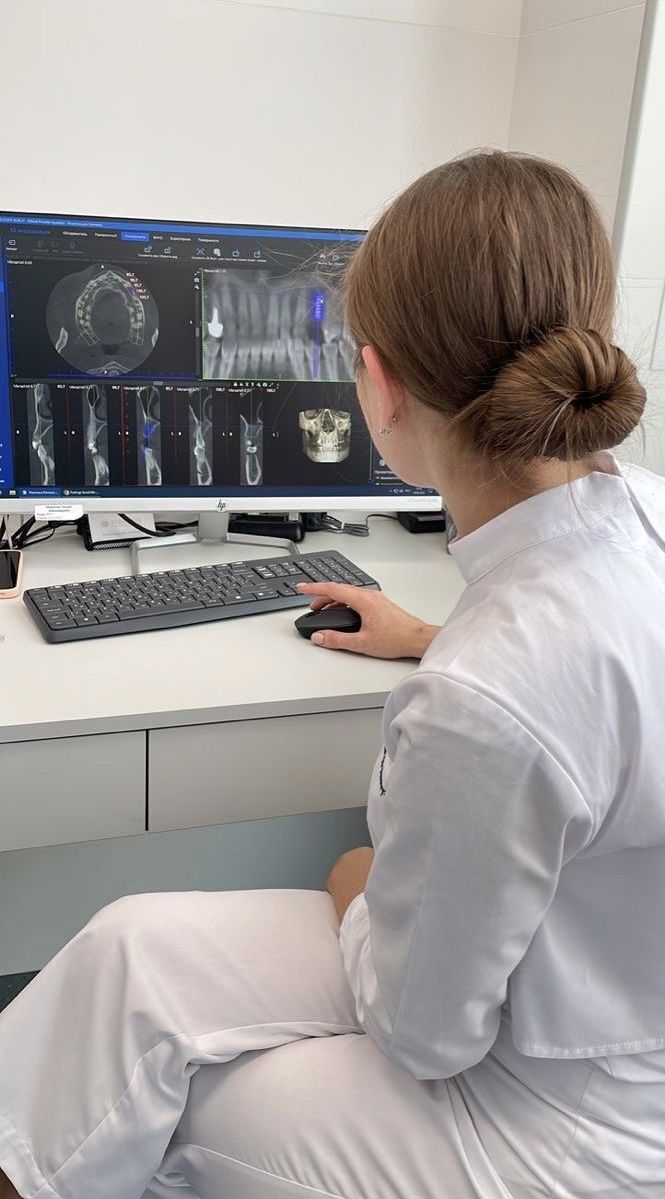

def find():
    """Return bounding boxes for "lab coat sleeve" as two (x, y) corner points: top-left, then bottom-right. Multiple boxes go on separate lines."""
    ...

(338, 671), (593, 1080)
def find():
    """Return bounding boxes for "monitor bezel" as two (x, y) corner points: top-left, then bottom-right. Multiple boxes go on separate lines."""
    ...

(0, 208), (441, 515)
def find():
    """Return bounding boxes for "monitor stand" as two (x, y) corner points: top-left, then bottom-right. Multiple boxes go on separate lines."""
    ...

(129, 511), (301, 576)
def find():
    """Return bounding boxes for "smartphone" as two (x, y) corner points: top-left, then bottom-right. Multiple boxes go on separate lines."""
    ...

(0, 549), (23, 599)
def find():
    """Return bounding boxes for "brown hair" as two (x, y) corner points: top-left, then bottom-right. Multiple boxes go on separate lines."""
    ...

(343, 151), (645, 471)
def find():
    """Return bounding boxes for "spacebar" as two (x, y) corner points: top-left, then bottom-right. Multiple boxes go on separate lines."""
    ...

(117, 602), (205, 620)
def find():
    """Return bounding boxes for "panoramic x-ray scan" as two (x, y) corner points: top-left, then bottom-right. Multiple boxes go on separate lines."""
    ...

(187, 389), (213, 487)
(240, 399), (264, 485)
(299, 408), (351, 463)
(46, 264), (159, 375)
(29, 383), (56, 485)
(135, 386), (162, 485)
(202, 270), (355, 383)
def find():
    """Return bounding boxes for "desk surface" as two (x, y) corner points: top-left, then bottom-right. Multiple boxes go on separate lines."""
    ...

(0, 519), (466, 744)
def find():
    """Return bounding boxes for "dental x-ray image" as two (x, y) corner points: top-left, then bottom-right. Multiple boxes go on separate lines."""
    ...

(121, 385), (163, 485)
(46, 264), (159, 375)
(240, 399), (264, 485)
(299, 408), (351, 463)
(29, 383), (56, 485)
(187, 389), (214, 486)
(202, 269), (355, 383)
(83, 384), (110, 485)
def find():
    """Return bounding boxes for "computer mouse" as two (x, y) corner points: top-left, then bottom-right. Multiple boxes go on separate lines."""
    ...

(295, 606), (362, 639)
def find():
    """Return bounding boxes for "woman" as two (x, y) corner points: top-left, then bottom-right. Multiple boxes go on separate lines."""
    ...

(1, 151), (664, 1198)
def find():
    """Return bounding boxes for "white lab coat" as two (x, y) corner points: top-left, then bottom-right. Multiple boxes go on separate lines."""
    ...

(1, 453), (664, 1199)
(340, 452), (665, 1077)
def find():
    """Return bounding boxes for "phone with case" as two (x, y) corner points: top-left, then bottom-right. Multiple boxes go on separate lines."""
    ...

(0, 549), (23, 598)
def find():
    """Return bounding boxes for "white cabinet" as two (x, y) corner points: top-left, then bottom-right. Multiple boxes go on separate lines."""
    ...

(0, 732), (146, 851)
(148, 708), (382, 832)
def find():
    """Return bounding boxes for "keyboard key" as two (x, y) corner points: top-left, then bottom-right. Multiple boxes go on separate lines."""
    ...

(117, 602), (193, 620)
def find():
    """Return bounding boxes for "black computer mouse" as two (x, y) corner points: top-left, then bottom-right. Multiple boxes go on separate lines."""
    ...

(295, 606), (362, 639)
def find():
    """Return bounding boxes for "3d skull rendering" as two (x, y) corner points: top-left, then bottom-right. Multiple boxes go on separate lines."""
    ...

(299, 408), (351, 463)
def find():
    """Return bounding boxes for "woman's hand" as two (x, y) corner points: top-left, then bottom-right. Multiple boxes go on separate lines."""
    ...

(296, 582), (440, 659)
(325, 846), (375, 924)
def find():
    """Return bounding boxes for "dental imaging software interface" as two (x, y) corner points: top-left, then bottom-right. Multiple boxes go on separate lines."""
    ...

(0, 210), (433, 504)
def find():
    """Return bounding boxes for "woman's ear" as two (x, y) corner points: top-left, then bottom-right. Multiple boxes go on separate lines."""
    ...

(361, 346), (405, 426)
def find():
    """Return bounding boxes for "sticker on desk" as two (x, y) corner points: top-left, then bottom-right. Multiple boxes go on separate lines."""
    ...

(34, 503), (84, 522)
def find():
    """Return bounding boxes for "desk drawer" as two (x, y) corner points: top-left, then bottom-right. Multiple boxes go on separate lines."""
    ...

(0, 732), (145, 851)
(148, 708), (383, 832)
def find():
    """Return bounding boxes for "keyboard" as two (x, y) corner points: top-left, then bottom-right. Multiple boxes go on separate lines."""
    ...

(23, 550), (380, 644)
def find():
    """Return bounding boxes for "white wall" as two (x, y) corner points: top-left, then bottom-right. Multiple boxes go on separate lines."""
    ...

(614, 0), (665, 472)
(0, 0), (650, 322)
(509, 0), (647, 230)
(0, 0), (520, 230)
(0, 0), (657, 462)
(508, 1), (665, 471)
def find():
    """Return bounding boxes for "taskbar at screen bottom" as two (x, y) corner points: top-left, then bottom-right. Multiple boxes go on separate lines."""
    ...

(1, 485), (439, 504)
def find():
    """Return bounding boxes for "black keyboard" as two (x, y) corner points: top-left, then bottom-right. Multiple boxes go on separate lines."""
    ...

(23, 550), (380, 644)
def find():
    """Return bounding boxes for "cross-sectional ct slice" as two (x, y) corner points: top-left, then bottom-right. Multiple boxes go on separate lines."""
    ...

(136, 385), (162, 485)
(30, 383), (56, 485)
(84, 384), (110, 485)
(240, 400), (263, 485)
(187, 389), (214, 487)
(46, 264), (159, 375)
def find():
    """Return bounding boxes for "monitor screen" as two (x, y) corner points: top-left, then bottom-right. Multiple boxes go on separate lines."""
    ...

(0, 210), (439, 512)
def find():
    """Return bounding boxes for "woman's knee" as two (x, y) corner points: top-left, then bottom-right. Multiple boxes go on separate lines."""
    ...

(83, 892), (182, 957)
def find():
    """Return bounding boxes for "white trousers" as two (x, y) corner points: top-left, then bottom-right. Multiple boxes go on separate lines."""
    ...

(0, 889), (664, 1199)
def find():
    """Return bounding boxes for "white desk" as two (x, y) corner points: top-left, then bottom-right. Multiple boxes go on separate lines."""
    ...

(0, 519), (466, 855)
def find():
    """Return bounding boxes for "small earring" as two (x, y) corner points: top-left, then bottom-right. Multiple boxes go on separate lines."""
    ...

(379, 426), (393, 436)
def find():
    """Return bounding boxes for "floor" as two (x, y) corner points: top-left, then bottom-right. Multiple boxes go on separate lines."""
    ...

(0, 972), (38, 1012)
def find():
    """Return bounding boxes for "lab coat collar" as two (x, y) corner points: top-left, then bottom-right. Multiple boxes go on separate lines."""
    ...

(448, 452), (632, 584)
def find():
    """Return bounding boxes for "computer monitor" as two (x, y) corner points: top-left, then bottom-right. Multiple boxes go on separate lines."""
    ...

(0, 210), (439, 514)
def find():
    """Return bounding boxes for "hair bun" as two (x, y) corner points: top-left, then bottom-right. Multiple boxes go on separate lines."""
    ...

(472, 327), (646, 463)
